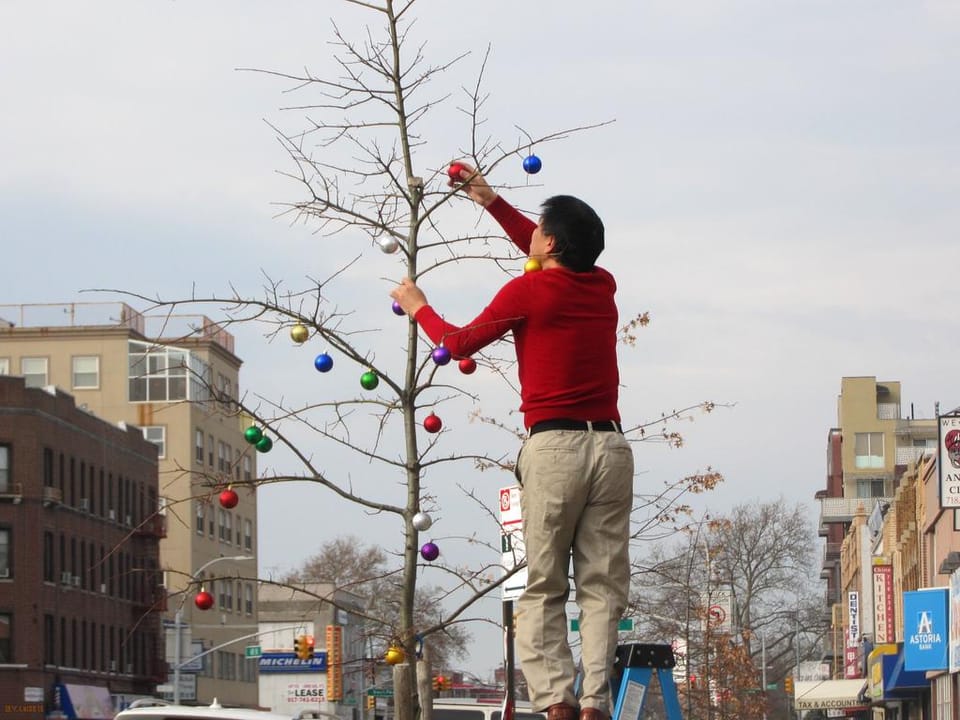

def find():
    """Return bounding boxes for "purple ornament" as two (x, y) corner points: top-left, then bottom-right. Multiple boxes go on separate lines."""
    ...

(431, 346), (451, 366)
(392, 300), (405, 316)
(420, 541), (440, 562)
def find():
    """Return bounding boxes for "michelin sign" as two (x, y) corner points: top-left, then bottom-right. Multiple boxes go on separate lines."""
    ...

(904, 588), (948, 671)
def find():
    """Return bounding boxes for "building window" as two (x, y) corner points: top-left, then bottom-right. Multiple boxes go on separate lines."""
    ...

(0, 358), (9, 375)
(208, 434), (214, 467)
(128, 341), (211, 403)
(224, 513), (233, 545)
(855, 432), (884, 469)
(218, 442), (227, 473)
(244, 519), (252, 552)
(245, 583), (254, 615)
(218, 509), (227, 541)
(0, 445), (9, 493)
(195, 430), (204, 464)
(242, 455), (252, 483)
(856, 478), (885, 498)
(207, 506), (214, 538)
(0, 613), (11, 662)
(196, 503), (205, 535)
(71, 356), (100, 389)
(21, 357), (48, 388)
(141, 426), (166, 459)
(0, 529), (9, 579)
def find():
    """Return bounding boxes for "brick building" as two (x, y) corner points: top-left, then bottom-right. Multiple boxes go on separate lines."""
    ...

(0, 375), (164, 718)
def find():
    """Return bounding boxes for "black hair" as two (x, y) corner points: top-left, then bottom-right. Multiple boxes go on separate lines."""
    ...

(539, 195), (605, 272)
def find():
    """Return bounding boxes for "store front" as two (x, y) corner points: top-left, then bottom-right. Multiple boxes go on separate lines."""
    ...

(867, 644), (930, 719)
(794, 679), (870, 716)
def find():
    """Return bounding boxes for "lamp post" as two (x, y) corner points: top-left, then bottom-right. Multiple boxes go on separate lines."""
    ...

(173, 554), (255, 704)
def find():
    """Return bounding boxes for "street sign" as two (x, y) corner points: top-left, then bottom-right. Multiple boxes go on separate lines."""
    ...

(367, 688), (394, 697)
(571, 619), (634, 632)
(245, 645), (262, 658)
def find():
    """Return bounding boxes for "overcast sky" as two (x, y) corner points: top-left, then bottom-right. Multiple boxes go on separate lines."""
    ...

(2, 0), (959, 682)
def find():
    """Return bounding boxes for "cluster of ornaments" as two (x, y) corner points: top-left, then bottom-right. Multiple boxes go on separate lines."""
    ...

(243, 425), (273, 453)
(414, 510), (441, 562)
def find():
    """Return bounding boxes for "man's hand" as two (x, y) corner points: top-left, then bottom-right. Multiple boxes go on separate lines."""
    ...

(448, 161), (498, 207)
(390, 277), (428, 317)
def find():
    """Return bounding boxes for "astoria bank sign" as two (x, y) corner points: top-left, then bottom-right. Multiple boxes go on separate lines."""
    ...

(940, 413), (960, 507)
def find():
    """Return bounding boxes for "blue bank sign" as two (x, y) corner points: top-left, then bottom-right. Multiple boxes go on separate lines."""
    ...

(904, 588), (948, 671)
(258, 652), (328, 673)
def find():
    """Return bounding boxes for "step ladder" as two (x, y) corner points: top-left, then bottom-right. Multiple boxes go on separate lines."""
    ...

(610, 643), (683, 720)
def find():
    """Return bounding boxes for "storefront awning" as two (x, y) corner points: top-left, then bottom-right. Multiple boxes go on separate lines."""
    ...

(885, 650), (929, 694)
(56, 684), (114, 720)
(794, 679), (869, 710)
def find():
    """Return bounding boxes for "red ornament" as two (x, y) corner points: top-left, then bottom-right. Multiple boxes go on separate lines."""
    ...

(219, 488), (239, 509)
(423, 413), (443, 434)
(447, 162), (466, 181)
(458, 358), (477, 375)
(194, 590), (214, 610)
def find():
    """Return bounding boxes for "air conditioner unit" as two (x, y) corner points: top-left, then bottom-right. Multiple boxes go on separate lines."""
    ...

(0, 568), (9, 578)
(125, 514), (132, 526)
(126, 663), (134, 674)
(101, 583), (107, 594)
(79, 498), (90, 512)
(72, 575), (81, 587)
(109, 660), (117, 672)
(108, 509), (116, 521)
(60, 571), (72, 585)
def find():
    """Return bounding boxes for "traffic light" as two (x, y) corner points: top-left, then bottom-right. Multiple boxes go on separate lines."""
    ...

(442, 676), (452, 691)
(433, 675), (445, 693)
(294, 635), (315, 660)
(367, 697), (375, 710)
(784, 676), (794, 694)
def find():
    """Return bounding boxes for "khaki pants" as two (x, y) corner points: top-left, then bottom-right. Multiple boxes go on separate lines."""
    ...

(515, 428), (634, 715)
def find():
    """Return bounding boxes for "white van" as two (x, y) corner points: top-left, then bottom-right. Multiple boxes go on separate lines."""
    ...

(431, 700), (546, 720)
(114, 699), (333, 720)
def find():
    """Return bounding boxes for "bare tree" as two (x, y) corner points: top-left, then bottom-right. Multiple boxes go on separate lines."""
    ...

(103, 1), (725, 717)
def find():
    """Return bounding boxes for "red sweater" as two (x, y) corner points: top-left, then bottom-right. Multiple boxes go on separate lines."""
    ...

(414, 196), (621, 429)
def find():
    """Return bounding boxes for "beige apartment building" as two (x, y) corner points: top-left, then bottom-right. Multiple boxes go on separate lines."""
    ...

(0, 301), (261, 706)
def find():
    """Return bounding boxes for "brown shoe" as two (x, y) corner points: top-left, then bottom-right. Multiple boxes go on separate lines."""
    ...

(579, 709), (608, 720)
(546, 704), (579, 720)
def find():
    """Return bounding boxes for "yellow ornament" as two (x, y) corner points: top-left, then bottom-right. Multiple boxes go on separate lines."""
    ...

(524, 258), (542, 273)
(384, 645), (406, 665)
(290, 323), (310, 344)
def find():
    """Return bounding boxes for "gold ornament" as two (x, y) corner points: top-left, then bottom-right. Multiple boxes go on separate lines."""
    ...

(524, 258), (542, 273)
(290, 323), (310, 344)
(384, 644), (406, 665)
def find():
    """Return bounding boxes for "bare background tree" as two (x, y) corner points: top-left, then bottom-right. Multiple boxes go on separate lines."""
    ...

(628, 499), (827, 720)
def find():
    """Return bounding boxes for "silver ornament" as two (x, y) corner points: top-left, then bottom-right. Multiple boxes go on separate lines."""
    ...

(378, 237), (400, 254)
(412, 511), (433, 532)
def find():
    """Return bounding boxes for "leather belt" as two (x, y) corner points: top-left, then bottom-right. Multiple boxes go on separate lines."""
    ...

(529, 419), (623, 436)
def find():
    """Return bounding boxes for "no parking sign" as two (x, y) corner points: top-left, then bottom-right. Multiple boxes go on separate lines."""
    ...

(499, 486), (527, 601)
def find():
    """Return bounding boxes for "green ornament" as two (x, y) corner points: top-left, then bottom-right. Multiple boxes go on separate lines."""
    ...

(244, 426), (263, 445)
(255, 436), (273, 453)
(360, 371), (379, 390)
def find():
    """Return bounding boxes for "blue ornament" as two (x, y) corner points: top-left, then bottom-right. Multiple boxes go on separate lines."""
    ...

(314, 353), (334, 373)
(392, 300), (405, 316)
(431, 346), (451, 366)
(522, 154), (542, 174)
